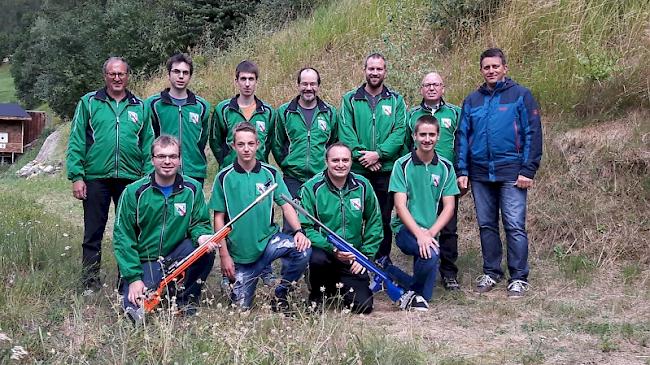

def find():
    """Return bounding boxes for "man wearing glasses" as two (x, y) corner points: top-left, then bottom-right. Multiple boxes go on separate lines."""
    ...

(114, 135), (215, 322)
(145, 53), (211, 185)
(405, 72), (462, 291)
(67, 56), (153, 293)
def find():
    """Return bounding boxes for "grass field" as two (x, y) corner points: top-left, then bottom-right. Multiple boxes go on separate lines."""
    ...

(0, 64), (17, 103)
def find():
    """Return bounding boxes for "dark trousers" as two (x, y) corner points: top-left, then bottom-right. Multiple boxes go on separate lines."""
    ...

(308, 247), (373, 314)
(438, 195), (459, 279)
(364, 171), (393, 259)
(120, 238), (215, 310)
(82, 178), (132, 287)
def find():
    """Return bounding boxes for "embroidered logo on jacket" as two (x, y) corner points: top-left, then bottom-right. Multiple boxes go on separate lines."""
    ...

(128, 111), (139, 124)
(256, 121), (266, 133)
(318, 118), (328, 131)
(190, 112), (199, 124)
(350, 198), (361, 211)
(441, 118), (452, 129)
(382, 105), (392, 116)
(174, 203), (187, 217)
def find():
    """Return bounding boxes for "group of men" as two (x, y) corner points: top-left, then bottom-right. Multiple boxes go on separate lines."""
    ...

(66, 47), (542, 318)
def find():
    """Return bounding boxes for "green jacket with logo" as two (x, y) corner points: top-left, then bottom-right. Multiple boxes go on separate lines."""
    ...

(272, 96), (338, 183)
(338, 84), (407, 173)
(145, 89), (211, 179)
(299, 171), (383, 257)
(67, 88), (154, 182)
(209, 95), (274, 169)
(113, 173), (213, 284)
(404, 99), (461, 162)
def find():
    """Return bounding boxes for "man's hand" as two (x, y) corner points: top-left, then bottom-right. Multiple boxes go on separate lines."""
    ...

(198, 234), (221, 252)
(220, 253), (236, 281)
(367, 162), (382, 172)
(128, 280), (146, 306)
(515, 175), (534, 189)
(359, 150), (380, 168)
(457, 176), (470, 197)
(72, 180), (87, 200)
(350, 261), (367, 275)
(416, 229), (439, 259)
(335, 250), (355, 263)
(294, 232), (311, 252)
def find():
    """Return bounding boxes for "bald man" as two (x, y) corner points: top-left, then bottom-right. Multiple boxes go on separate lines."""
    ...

(405, 72), (462, 291)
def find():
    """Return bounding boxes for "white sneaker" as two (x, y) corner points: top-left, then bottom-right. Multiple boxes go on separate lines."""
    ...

(507, 280), (530, 299)
(398, 290), (416, 310)
(407, 295), (429, 312)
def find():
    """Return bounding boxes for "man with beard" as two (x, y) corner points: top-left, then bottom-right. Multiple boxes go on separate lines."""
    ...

(405, 72), (462, 291)
(67, 56), (153, 293)
(338, 53), (406, 264)
(145, 53), (211, 184)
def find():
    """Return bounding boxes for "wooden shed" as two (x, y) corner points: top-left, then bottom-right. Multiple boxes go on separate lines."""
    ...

(0, 103), (47, 164)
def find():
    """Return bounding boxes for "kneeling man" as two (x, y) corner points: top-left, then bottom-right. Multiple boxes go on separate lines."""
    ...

(209, 122), (311, 311)
(386, 115), (459, 311)
(300, 142), (383, 314)
(114, 135), (215, 320)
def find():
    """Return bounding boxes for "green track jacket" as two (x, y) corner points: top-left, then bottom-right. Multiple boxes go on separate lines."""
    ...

(209, 95), (274, 169)
(338, 84), (406, 173)
(67, 88), (153, 182)
(299, 171), (383, 257)
(145, 89), (211, 178)
(113, 173), (213, 284)
(405, 99), (461, 162)
(272, 96), (338, 183)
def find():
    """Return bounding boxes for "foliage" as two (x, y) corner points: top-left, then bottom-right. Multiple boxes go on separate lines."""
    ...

(0, 0), (41, 59)
(429, 0), (504, 42)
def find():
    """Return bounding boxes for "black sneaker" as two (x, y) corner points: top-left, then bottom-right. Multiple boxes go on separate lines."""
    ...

(475, 274), (497, 293)
(442, 277), (461, 291)
(406, 295), (429, 312)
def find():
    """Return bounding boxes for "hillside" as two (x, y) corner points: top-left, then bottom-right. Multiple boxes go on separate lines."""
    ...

(0, 0), (648, 363)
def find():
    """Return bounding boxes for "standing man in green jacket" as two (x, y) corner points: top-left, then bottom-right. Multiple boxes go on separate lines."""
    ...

(338, 53), (406, 263)
(114, 135), (215, 322)
(67, 56), (154, 292)
(210, 60), (274, 169)
(273, 67), (338, 199)
(406, 72), (462, 291)
(300, 142), (383, 314)
(145, 53), (211, 184)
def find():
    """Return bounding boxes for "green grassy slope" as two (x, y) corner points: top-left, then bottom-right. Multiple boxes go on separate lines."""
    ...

(0, 64), (18, 103)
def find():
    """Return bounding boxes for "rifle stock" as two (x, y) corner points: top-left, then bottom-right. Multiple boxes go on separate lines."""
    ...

(280, 194), (407, 304)
(141, 183), (278, 313)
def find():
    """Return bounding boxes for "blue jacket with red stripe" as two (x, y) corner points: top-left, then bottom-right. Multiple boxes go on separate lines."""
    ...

(455, 78), (542, 182)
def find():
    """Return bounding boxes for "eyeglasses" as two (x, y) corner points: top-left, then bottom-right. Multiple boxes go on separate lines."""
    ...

(171, 69), (191, 76)
(421, 82), (444, 88)
(106, 72), (128, 79)
(153, 154), (180, 161)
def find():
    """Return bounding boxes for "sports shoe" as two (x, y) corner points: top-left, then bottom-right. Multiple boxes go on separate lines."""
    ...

(442, 277), (461, 291)
(261, 272), (277, 287)
(507, 280), (530, 299)
(398, 290), (416, 310)
(124, 307), (145, 326)
(475, 274), (497, 293)
(375, 255), (393, 269)
(406, 295), (429, 312)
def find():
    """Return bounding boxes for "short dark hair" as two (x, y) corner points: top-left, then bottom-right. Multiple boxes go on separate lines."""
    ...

(103, 56), (130, 73)
(414, 115), (439, 134)
(151, 134), (181, 156)
(480, 48), (507, 67)
(296, 67), (321, 85)
(325, 142), (352, 160)
(235, 60), (259, 79)
(232, 121), (258, 142)
(364, 53), (386, 69)
(166, 53), (193, 75)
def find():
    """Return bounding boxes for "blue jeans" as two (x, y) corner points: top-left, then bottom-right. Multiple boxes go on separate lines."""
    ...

(231, 232), (311, 309)
(384, 227), (439, 301)
(121, 238), (215, 311)
(471, 180), (529, 282)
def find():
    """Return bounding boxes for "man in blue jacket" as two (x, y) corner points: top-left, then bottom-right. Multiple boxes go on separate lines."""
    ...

(455, 48), (542, 298)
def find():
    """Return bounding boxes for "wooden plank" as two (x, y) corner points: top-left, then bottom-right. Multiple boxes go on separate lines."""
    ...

(25, 111), (46, 145)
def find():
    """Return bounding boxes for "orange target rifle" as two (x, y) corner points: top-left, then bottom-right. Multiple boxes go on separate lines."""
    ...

(142, 183), (278, 313)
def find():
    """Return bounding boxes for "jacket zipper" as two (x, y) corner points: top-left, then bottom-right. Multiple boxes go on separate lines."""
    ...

(114, 100), (120, 177)
(513, 119), (520, 153)
(178, 105), (183, 174)
(158, 196), (168, 257)
(305, 112), (311, 174)
(339, 191), (346, 238)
